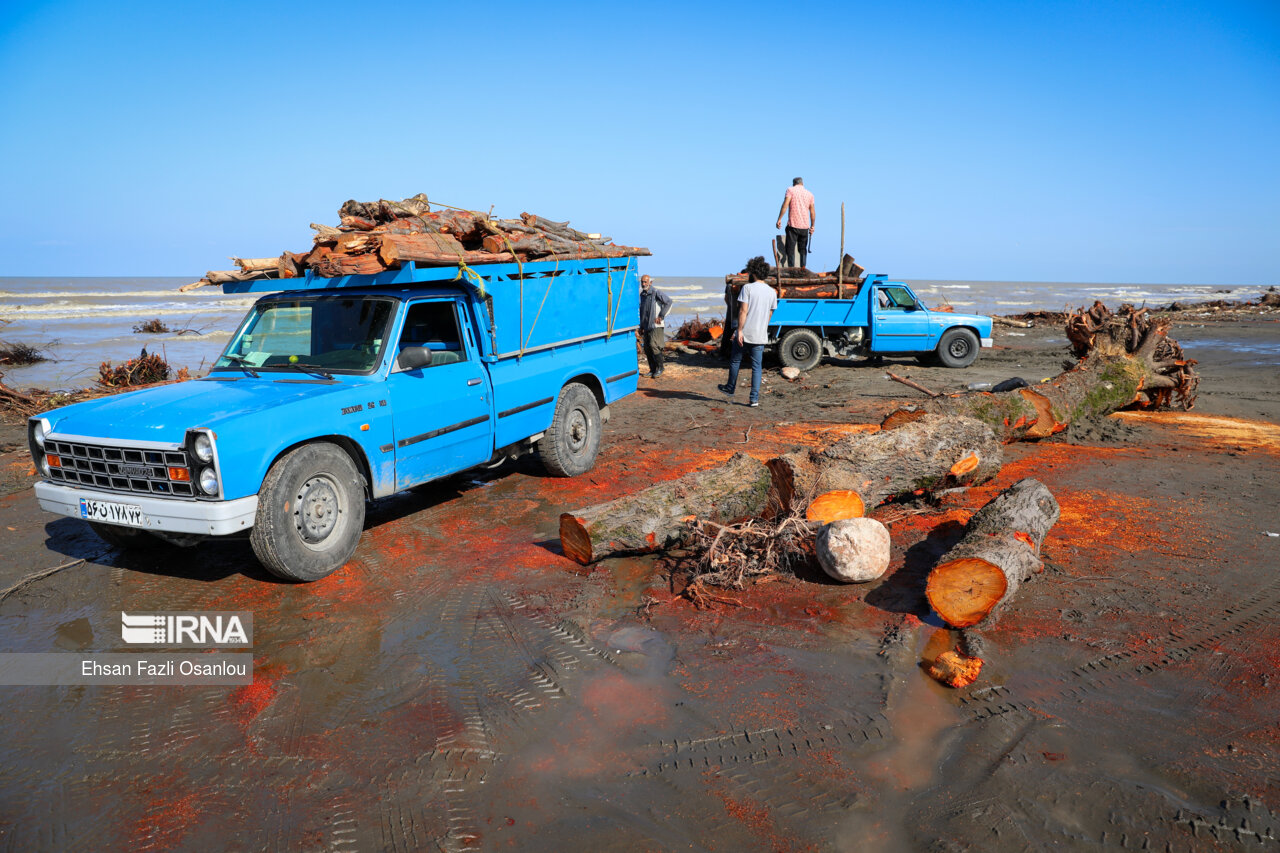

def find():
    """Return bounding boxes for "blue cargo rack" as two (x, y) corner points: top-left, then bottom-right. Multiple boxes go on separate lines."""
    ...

(223, 256), (641, 361)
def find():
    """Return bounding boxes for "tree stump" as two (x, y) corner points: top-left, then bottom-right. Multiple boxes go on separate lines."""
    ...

(559, 452), (774, 565)
(926, 478), (1060, 628)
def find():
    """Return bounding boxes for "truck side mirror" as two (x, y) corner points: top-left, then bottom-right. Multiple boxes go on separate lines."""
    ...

(397, 346), (433, 371)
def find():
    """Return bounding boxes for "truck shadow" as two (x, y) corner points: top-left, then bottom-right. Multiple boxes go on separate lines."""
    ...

(41, 516), (281, 584)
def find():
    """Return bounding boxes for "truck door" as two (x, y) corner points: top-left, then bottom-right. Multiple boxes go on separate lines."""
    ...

(870, 285), (931, 352)
(385, 297), (494, 490)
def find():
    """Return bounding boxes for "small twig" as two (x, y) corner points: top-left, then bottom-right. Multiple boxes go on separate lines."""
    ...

(885, 371), (941, 398)
(0, 557), (90, 602)
(735, 425), (753, 444)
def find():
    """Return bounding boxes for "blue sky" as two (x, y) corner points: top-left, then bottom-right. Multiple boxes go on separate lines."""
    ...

(1, 0), (1276, 282)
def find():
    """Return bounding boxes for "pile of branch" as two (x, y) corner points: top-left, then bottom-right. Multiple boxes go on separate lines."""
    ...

(687, 513), (814, 590)
(96, 353), (187, 388)
(1, 366), (192, 423)
(672, 315), (724, 343)
(883, 302), (1200, 441)
(183, 194), (652, 290)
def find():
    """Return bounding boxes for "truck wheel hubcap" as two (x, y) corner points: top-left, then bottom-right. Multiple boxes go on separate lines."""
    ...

(949, 339), (970, 357)
(296, 475), (340, 544)
(567, 409), (589, 453)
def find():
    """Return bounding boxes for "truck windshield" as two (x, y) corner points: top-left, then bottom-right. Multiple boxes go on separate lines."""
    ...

(215, 296), (396, 375)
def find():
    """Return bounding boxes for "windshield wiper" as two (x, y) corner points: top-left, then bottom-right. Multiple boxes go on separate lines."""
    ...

(279, 361), (334, 380)
(221, 354), (259, 377)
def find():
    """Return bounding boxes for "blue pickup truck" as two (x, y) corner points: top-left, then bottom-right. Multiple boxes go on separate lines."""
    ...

(28, 258), (641, 581)
(729, 273), (993, 370)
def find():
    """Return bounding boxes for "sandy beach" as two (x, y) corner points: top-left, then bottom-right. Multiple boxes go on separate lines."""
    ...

(0, 305), (1277, 849)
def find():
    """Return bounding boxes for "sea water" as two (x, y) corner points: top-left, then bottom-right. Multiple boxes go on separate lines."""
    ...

(0, 276), (1272, 390)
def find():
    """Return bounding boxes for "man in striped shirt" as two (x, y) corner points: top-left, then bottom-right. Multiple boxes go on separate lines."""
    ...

(775, 177), (816, 268)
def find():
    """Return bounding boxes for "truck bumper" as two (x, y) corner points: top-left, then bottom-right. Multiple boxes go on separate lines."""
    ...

(35, 481), (258, 536)
(981, 337), (994, 348)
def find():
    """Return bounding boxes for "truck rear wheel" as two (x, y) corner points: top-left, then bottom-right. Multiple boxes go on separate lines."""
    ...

(89, 522), (164, 550)
(937, 328), (980, 368)
(779, 328), (823, 371)
(539, 383), (601, 477)
(250, 442), (366, 582)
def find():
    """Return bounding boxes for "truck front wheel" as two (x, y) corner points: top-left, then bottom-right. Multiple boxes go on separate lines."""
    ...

(936, 328), (980, 368)
(539, 383), (601, 477)
(250, 443), (366, 582)
(779, 328), (823, 371)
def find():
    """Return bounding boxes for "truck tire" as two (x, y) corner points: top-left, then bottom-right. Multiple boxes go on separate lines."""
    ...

(250, 442), (366, 582)
(89, 522), (164, 550)
(539, 383), (601, 477)
(936, 328), (980, 368)
(779, 328), (823, 371)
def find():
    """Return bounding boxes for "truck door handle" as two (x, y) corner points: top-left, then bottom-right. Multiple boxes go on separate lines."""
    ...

(467, 378), (482, 386)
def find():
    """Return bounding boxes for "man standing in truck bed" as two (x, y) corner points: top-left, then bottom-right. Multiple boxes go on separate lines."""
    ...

(639, 274), (673, 379)
(776, 177), (816, 268)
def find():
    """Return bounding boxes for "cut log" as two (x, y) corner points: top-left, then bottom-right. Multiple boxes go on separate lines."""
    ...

(815, 517), (890, 583)
(992, 316), (1033, 328)
(884, 305), (1199, 441)
(378, 232), (466, 265)
(559, 451), (773, 565)
(200, 269), (275, 285)
(926, 478), (1060, 628)
(231, 256), (279, 273)
(805, 490), (865, 523)
(767, 414), (1002, 514)
(927, 650), (983, 688)
(313, 253), (385, 277)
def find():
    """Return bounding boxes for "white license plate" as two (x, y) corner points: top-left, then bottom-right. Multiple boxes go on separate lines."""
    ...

(79, 498), (146, 527)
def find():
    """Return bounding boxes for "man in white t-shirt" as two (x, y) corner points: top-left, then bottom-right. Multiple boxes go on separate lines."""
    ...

(717, 270), (778, 407)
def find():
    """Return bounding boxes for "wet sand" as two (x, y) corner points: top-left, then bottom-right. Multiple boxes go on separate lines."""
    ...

(0, 315), (1277, 850)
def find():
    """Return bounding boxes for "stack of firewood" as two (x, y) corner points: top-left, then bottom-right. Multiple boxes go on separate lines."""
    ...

(181, 194), (652, 291)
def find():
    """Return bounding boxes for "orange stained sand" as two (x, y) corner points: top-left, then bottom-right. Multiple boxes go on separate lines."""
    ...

(230, 667), (280, 725)
(1113, 411), (1280, 454)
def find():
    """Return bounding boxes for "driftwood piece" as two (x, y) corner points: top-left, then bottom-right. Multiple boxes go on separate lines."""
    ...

(559, 452), (773, 565)
(927, 650), (984, 688)
(313, 252), (385, 277)
(231, 257), (279, 273)
(767, 414), (1002, 514)
(805, 490), (865, 523)
(926, 478), (1060, 628)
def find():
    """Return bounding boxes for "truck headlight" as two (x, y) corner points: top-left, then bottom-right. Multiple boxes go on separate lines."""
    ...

(194, 434), (214, 463)
(32, 420), (47, 449)
(198, 467), (219, 495)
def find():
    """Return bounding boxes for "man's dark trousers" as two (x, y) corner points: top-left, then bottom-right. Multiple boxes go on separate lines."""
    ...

(643, 327), (665, 376)
(726, 340), (764, 404)
(784, 226), (809, 268)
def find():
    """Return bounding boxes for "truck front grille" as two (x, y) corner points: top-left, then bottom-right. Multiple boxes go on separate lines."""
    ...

(44, 439), (195, 497)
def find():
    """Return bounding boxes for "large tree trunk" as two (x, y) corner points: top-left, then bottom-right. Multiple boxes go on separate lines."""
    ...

(883, 306), (1198, 441)
(926, 478), (1060, 628)
(767, 414), (1002, 514)
(559, 452), (774, 565)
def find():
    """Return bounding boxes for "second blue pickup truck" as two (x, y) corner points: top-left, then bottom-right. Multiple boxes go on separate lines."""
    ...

(727, 272), (994, 370)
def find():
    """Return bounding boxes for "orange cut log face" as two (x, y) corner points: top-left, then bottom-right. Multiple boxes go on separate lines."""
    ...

(805, 490), (866, 523)
(948, 453), (980, 477)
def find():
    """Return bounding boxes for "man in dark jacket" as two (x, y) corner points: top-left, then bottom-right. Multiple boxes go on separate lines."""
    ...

(638, 275), (673, 379)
